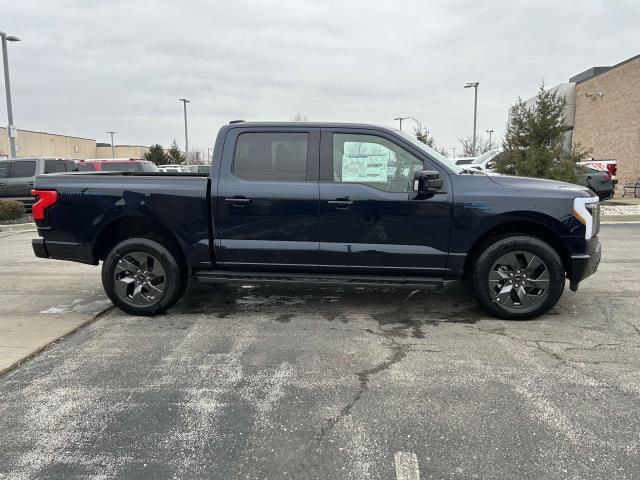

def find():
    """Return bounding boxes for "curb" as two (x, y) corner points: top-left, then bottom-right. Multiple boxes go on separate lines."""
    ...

(600, 215), (640, 223)
(0, 222), (36, 233)
(0, 305), (116, 376)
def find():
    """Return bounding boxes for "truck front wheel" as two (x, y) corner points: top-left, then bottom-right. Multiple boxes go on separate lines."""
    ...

(102, 237), (186, 316)
(472, 235), (565, 320)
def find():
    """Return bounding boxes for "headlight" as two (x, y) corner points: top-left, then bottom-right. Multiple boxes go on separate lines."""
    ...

(573, 197), (600, 240)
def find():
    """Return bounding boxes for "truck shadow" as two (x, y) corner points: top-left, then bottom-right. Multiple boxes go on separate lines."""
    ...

(172, 280), (486, 336)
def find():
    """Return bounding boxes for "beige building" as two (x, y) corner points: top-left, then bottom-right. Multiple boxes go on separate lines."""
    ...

(0, 127), (149, 160)
(571, 54), (640, 190)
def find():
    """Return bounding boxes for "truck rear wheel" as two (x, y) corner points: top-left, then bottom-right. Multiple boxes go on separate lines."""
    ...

(472, 235), (565, 320)
(102, 237), (186, 316)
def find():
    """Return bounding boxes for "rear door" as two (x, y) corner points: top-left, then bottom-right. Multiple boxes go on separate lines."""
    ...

(6, 160), (37, 197)
(213, 127), (320, 268)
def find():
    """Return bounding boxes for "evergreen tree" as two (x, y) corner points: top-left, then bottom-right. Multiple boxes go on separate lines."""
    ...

(495, 82), (589, 182)
(167, 140), (186, 164)
(144, 144), (169, 165)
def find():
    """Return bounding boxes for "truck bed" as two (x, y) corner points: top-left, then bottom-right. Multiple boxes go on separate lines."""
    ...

(32, 172), (212, 267)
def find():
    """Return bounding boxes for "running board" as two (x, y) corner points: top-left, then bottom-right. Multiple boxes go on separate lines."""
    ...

(194, 270), (448, 290)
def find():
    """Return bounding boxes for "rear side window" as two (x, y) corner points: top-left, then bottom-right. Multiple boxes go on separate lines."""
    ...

(101, 162), (140, 172)
(233, 132), (309, 181)
(10, 161), (36, 178)
(0, 162), (9, 178)
(76, 163), (96, 171)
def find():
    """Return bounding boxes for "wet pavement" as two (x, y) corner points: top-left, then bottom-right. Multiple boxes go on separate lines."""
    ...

(1, 224), (640, 479)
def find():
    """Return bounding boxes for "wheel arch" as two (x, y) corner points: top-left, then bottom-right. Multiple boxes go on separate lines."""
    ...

(462, 220), (572, 280)
(93, 215), (187, 268)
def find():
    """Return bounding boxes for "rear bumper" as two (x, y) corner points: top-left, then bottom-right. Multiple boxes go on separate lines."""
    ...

(32, 238), (98, 265)
(569, 239), (601, 291)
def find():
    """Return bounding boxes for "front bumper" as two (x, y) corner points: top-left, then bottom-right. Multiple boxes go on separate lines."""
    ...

(569, 239), (601, 291)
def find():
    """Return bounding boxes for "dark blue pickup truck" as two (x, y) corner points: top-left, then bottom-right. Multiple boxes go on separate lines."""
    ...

(31, 122), (601, 319)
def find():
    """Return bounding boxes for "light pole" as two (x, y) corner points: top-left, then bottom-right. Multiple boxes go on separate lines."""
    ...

(106, 131), (116, 158)
(464, 82), (479, 155)
(393, 116), (420, 131)
(486, 129), (494, 146)
(1, 31), (21, 158)
(179, 98), (190, 163)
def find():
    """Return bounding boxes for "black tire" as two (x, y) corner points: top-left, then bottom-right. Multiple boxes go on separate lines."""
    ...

(102, 237), (187, 316)
(472, 235), (565, 320)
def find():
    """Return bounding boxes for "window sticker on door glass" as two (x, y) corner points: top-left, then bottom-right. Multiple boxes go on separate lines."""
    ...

(342, 155), (388, 182)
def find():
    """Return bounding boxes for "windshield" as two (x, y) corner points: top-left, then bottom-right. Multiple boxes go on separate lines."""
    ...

(471, 148), (499, 165)
(395, 130), (462, 173)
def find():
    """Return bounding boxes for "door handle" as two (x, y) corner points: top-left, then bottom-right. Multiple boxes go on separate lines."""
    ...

(327, 199), (354, 209)
(28, 182), (34, 187)
(224, 197), (251, 206)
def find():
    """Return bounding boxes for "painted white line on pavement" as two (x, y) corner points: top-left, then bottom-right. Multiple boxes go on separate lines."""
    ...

(394, 451), (420, 480)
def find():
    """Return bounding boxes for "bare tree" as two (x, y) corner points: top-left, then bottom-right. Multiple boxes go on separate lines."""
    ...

(293, 112), (308, 121)
(457, 136), (495, 156)
(414, 122), (448, 156)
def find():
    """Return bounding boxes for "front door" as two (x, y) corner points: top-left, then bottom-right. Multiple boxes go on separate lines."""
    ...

(213, 128), (320, 269)
(318, 130), (452, 276)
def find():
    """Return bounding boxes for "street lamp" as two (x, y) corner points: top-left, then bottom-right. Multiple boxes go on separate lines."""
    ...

(486, 129), (494, 146)
(464, 82), (479, 156)
(1, 31), (21, 158)
(393, 116), (420, 131)
(106, 131), (116, 158)
(179, 98), (190, 164)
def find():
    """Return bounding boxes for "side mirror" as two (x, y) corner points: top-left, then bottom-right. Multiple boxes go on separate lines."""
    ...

(486, 161), (496, 170)
(413, 170), (444, 194)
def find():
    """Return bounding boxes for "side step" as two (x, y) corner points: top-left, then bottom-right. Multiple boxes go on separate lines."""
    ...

(194, 270), (448, 290)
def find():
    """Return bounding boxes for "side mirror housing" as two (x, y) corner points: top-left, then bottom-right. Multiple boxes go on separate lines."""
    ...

(413, 170), (444, 194)
(486, 161), (496, 170)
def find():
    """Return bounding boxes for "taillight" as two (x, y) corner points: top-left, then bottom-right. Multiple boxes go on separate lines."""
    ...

(607, 164), (617, 177)
(31, 190), (58, 220)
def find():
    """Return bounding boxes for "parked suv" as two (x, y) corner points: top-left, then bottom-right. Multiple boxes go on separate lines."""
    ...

(0, 157), (77, 209)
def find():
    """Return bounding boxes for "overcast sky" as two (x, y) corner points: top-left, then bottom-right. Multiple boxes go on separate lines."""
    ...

(2, 0), (638, 155)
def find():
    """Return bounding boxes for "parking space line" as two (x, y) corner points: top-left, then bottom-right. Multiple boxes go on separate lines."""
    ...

(394, 451), (420, 480)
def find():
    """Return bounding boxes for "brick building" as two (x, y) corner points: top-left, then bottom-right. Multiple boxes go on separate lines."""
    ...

(522, 54), (640, 192)
(571, 54), (640, 190)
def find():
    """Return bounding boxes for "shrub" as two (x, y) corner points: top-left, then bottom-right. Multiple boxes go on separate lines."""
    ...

(0, 200), (25, 221)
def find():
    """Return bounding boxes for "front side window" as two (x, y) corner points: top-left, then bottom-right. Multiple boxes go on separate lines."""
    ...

(233, 132), (309, 181)
(332, 134), (423, 192)
(10, 161), (36, 178)
(44, 160), (66, 173)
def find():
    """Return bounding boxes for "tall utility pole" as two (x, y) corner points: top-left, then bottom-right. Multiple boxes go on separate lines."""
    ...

(179, 98), (190, 163)
(464, 82), (479, 155)
(1, 31), (21, 158)
(486, 129), (494, 146)
(106, 131), (116, 158)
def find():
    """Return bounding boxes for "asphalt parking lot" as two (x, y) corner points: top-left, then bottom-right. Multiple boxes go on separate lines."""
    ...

(1, 225), (640, 479)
